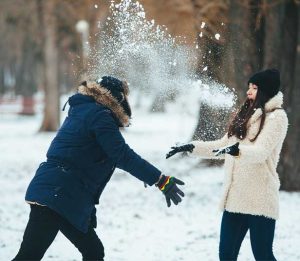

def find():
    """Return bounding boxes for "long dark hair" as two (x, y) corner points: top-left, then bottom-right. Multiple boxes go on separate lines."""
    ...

(228, 88), (270, 142)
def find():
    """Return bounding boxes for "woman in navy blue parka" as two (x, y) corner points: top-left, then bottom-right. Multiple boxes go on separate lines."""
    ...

(13, 76), (184, 261)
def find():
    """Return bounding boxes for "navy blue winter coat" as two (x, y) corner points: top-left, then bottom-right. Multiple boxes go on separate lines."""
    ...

(25, 92), (161, 233)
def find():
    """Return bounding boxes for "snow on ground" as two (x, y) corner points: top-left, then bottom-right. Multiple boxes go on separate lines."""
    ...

(0, 92), (300, 261)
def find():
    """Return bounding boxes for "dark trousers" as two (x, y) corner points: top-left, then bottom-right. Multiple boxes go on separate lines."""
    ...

(219, 211), (276, 261)
(13, 205), (104, 261)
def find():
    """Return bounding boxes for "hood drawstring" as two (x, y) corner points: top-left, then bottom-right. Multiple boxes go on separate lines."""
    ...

(62, 98), (69, 111)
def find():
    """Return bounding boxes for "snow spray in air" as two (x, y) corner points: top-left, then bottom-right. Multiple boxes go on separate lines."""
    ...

(87, 0), (236, 110)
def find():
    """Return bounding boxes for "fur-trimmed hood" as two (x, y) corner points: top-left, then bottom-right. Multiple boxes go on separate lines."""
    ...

(77, 81), (131, 127)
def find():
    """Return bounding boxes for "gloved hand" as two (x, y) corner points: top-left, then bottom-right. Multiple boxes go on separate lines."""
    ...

(166, 144), (195, 159)
(213, 142), (240, 157)
(156, 175), (185, 207)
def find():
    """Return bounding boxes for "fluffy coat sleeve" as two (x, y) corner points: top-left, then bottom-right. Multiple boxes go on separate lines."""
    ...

(190, 134), (228, 159)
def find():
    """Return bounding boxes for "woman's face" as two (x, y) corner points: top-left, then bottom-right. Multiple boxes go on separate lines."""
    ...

(247, 83), (258, 101)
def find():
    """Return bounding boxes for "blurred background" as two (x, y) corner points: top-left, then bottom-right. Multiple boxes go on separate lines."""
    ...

(0, 0), (299, 189)
(1, 1), (300, 259)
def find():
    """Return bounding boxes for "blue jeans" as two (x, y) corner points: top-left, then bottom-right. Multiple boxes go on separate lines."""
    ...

(219, 211), (276, 261)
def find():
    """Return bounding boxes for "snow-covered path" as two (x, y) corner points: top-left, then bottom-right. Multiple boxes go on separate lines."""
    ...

(1, 100), (300, 261)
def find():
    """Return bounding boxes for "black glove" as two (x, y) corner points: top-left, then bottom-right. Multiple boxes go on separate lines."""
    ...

(213, 142), (240, 157)
(156, 175), (185, 207)
(166, 144), (195, 159)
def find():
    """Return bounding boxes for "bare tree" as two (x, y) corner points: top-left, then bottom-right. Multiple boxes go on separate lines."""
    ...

(40, 0), (59, 131)
(262, 0), (283, 69)
(278, 1), (300, 191)
(191, 0), (232, 166)
(224, 0), (263, 100)
(0, 0), (41, 113)
(192, 0), (228, 81)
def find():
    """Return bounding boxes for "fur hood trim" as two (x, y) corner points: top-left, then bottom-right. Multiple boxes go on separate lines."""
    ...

(249, 91), (283, 125)
(78, 81), (130, 127)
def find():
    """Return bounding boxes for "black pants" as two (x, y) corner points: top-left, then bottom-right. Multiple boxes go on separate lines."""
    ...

(219, 211), (276, 261)
(13, 205), (104, 261)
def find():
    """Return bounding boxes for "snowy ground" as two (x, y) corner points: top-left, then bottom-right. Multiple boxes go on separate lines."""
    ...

(1, 93), (300, 261)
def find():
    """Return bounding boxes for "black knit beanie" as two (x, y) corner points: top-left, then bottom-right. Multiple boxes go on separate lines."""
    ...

(96, 76), (132, 117)
(96, 76), (125, 103)
(248, 69), (280, 99)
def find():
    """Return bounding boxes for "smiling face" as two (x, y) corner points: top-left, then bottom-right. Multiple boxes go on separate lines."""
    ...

(247, 83), (258, 101)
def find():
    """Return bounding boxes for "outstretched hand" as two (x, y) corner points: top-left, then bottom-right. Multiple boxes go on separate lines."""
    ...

(213, 142), (240, 157)
(166, 144), (195, 159)
(156, 175), (185, 207)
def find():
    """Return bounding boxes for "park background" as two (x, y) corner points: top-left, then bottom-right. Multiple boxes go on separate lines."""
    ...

(0, 0), (300, 260)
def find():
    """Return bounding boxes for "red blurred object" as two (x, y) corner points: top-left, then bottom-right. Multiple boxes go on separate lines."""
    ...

(19, 96), (35, 115)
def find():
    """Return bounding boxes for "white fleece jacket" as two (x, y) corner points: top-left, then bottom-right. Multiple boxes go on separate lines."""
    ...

(191, 92), (288, 219)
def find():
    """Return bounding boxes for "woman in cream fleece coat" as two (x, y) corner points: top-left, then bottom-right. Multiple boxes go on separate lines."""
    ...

(167, 69), (288, 261)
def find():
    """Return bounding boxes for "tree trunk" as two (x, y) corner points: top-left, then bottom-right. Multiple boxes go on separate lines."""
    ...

(262, 1), (284, 69)
(279, 1), (298, 107)
(0, 67), (4, 95)
(192, 103), (230, 141)
(196, 36), (225, 82)
(192, 103), (231, 166)
(190, 0), (229, 166)
(225, 0), (263, 101)
(278, 2), (300, 191)
(191, 0), (228, 82)
(17, 34), (38, 115)
(40, 0), (59, 131)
